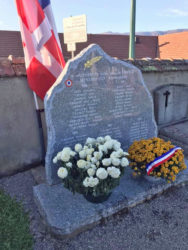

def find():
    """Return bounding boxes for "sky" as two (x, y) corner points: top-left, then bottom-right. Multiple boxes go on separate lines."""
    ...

(0, 0), (188, 33)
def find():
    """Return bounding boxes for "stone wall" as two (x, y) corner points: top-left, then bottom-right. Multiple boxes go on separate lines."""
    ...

(0, 57), (188, 176)
(0, 57), (44, 176)
(124, 58), (188, 96)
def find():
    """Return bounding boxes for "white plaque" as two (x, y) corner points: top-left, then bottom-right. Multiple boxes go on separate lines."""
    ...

(63, 14), (87, 44)
(67, 43), (76, 52)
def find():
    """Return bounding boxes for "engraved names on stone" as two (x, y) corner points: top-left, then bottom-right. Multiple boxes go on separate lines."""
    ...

(129, 118), (149, 143)
(69, 88), (102, 130)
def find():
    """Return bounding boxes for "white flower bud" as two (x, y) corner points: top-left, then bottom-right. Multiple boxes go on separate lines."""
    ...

(88, 177), (99, 187)
(102, 158), (112, 166)
(96, 168), (108, 180)
(91, 164), (97, 170)
(66, 162), (72, 168)
(57, 152), (62, 160)
(98, 145), (104, 152)
(104, 135), (112, 141)
(97, 137), (105, 143)
(63, 147), (71, 153)
(94, 151), (103, 160)
(77, 160), (87, 169)
(83, 177), (99, 187)
(86, 161), (91, 169)
(79, 150), (87, 159)
(86, 137), (95, 145)
(83, 177), (90, 187)
(104, 141), (113, 150)
(116, 149), (124, 157)
(110, 151), (119, 158)
(57, 167), (68, 179)
(86, 148), (94, 155)
(70, 151), (76, 157)
(96, 161), (100, 167)
(111, 158), (120, 166)
(113, 141), (121, 151)
(60, 151), (70, 162)
(75, 144), (82, 152)
(91, 157), (97, 164)
(121, 157), (129, 167)
(87, 168), (95, 176)
(53, 156), (58, 164)
(107, 167), (121, 178)
(86, 154), (92, 161)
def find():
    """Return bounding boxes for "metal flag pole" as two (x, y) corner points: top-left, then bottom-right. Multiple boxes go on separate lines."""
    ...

(129, 0), (136, 59)
(33, 91), (46, 166)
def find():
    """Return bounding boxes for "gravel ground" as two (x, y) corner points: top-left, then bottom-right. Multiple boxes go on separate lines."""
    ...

(0, 170), (188, 250)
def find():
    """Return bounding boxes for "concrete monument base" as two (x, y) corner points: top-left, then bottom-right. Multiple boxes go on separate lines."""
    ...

(33, 162), (188, 239)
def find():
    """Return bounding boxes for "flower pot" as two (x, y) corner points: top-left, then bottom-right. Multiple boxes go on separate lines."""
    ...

(83, 192), (112, 203)
(144, 175), (162, 183)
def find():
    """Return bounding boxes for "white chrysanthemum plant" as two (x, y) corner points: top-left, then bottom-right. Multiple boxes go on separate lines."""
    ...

(53, 136), (129, 200)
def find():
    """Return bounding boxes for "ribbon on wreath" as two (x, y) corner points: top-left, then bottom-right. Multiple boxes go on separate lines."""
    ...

(146, 146), (182, 175)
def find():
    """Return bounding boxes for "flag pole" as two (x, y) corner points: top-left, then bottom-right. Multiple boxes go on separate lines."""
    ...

(33, 92), (46, 165)
(129, 0), (136, 59)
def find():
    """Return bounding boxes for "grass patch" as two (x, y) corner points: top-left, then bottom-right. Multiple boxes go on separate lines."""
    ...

(0, 189), (33, 250)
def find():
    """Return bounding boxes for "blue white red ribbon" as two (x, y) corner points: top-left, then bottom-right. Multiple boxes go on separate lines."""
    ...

(146, 146), (182, 175)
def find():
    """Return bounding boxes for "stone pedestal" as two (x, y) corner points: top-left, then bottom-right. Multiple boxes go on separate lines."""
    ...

(34, 163), (188, 239)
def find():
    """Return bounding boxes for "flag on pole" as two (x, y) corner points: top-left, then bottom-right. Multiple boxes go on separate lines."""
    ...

(15, 0), (65, 99)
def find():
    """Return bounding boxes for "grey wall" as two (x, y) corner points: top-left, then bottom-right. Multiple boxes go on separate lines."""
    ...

(0, 77), (42, 176)
(143, 71), (188, 95)
(0, 70), (188, 176)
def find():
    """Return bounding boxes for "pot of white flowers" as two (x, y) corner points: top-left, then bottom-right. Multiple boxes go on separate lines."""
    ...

(53, 135), (129, 203)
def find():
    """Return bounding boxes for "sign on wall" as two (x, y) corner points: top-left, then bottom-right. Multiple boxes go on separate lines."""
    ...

(63, 14), (87, 44)
(67, 43), (76, 52)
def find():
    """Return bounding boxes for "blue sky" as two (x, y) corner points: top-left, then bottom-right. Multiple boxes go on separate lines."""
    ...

(0, 0), (188, 33)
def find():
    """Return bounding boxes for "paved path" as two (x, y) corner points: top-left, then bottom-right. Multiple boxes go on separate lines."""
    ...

(0, 170), (188, 250)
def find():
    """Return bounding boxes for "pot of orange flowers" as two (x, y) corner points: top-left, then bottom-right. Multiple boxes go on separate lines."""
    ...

(128, 137), (186, 183)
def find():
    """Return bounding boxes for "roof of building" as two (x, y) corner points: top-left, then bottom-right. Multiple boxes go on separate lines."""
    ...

(0, 30), (188, 60)
(0, 31), (24, 58)
(0, 30), (158, 60)
(158, 31), (188, 59)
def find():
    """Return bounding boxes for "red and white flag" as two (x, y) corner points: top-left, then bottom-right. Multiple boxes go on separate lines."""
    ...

(15, 0), (65, 99)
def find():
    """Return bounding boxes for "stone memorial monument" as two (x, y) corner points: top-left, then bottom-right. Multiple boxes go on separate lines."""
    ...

(45, 44), (157, 185)
(34, 44), (164, 238)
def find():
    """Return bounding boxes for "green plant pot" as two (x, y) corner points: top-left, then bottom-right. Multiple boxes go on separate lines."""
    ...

(83, 192), (112, 203)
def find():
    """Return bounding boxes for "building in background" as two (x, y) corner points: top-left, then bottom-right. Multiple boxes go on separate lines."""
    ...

(0, 30), (188, 60)
(158, 31), (188, 59)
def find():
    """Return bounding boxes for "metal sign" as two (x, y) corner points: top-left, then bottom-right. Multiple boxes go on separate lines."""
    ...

(63, 14), (87, 44)
(67, 43), (76, 52)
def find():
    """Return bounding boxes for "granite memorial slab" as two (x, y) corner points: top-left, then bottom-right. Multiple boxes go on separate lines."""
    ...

(45, 44), (157, 185)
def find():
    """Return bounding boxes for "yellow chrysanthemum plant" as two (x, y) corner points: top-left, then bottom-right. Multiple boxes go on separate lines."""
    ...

(128, 137), (186, 183)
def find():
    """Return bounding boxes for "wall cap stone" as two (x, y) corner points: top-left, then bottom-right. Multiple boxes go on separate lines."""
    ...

(1, 56), (188, 77)
(0, 55), (26, 77)
(123, 58), (188, 72)
(0, 57), (15, 77)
